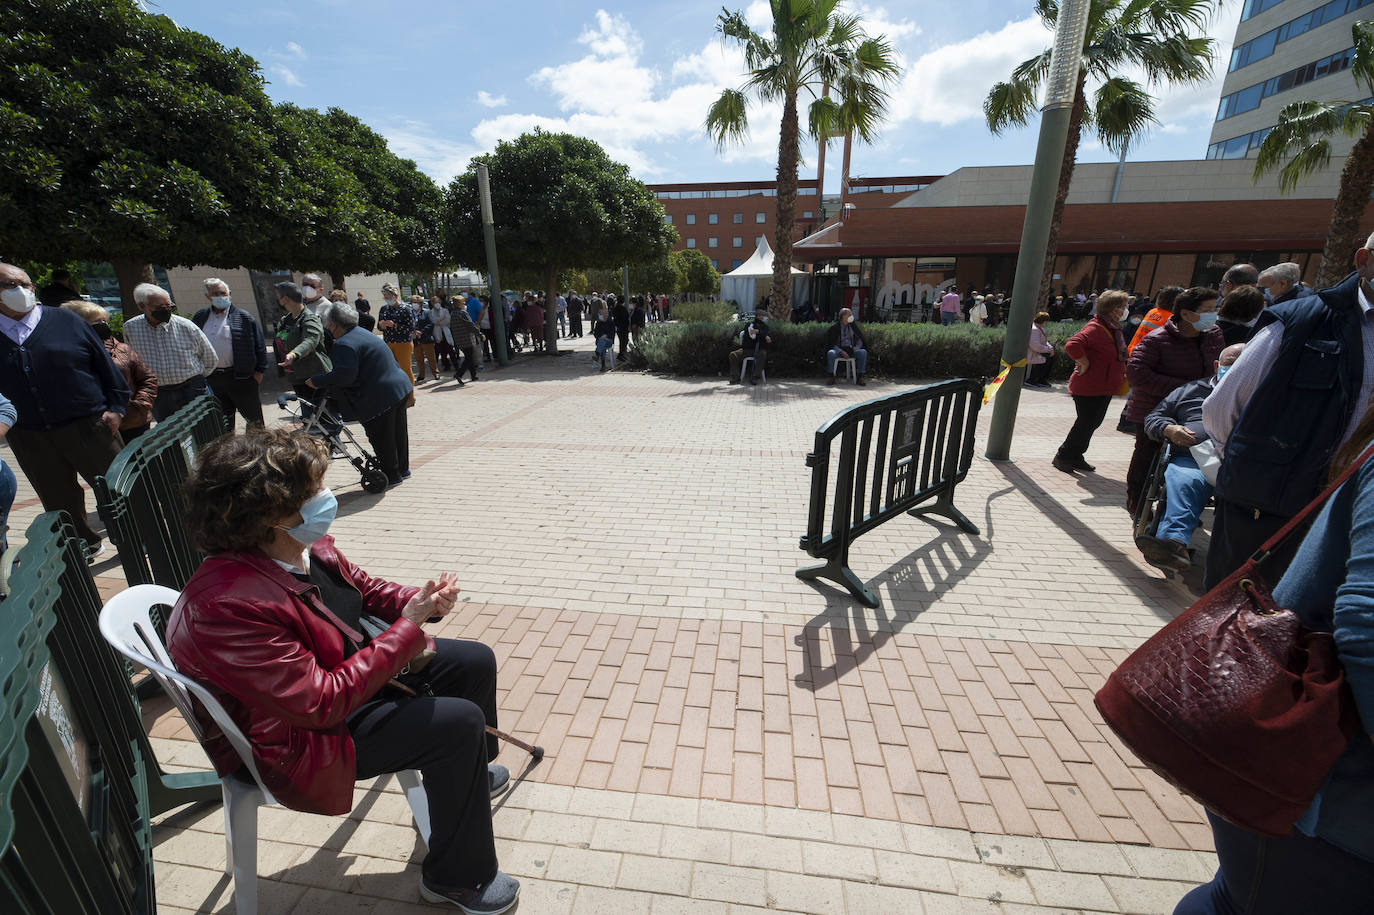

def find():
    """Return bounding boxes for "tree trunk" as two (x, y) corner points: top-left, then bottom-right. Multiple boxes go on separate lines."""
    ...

(111, 259), (154, 313)
(1036, 75), (1088, 307)
(1317, 121), (1374, 288)
(544, 262), (559, 355)
(769, 89), (802, 320)
(328, 269), (347, 293)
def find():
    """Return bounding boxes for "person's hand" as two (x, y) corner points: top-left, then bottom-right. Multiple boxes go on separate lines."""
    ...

(1073, 357), (1089, 375)
(401, 573), (461, 626)
(100, 411), (121, 434)
(252, 372), (263, 384)
(1165, 424), (1197, 447)
(765, 336), (772, 344)
(305, 378), (317, 388)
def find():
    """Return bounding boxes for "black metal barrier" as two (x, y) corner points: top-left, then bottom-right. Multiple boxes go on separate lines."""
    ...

(0, 513), (157, 913)
(797, 379), (982, 607)
(94, 394), (228, 590)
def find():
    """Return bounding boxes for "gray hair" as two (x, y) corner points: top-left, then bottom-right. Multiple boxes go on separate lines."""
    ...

(381, 282), (399, 297)
(324, 300), (359, 331)
(203, 276), (229, 294)
(1259, 262), (1301, 287)
(302, 273), (324, 288)
(132, 282), (169, 307)
(1222, 263), (1259, 288)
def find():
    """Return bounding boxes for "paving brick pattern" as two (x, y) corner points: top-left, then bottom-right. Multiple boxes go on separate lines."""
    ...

(1, 334), (1218, 912)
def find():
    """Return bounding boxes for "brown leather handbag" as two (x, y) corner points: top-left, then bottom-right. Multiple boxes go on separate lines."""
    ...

(1094, 444), (1372, 837)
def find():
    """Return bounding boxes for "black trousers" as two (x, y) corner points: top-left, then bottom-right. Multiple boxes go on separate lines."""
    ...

(349, 638), (500, 889)
(1202, 498), (1295, 590)
(8, 413), (123, 544)
(455, 346), (481, 382)
(207, 369), (264, 430)
(570, 314), (583, 337)
(1026, 361), (1052, 386)
(152, 377), (209, 422)
(1057, 394), (1112, 462)
(1126, 430), (1161, 511)
(361, 397), (410, 483)
(617, 329), (629, 356)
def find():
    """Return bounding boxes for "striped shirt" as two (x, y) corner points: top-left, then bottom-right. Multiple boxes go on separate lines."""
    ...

(1204, 285), (1374, 450)
(122, 313), (218, 386)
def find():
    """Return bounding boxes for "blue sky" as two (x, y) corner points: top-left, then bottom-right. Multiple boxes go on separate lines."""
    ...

(151, 0), (1242, 191)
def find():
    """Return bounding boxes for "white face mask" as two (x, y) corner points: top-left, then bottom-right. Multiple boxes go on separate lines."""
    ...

(211, 295), (231, 311)
(302, 285), (318, 300)
(0, 285), (36, 315)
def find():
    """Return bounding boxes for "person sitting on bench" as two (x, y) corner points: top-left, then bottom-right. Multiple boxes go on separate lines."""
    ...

(728, 310), (772, 384)
(166, 429), (520, 913)
(825, 307), (868, 386)
(1136, 342), (1246, 572)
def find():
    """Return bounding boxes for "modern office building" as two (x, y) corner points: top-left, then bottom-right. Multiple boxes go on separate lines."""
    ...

(1207, 0), (1372, 160)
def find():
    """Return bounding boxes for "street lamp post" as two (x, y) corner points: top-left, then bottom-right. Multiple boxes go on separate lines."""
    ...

(984, 0), (1091, 462)
(477, 163), (511, 367)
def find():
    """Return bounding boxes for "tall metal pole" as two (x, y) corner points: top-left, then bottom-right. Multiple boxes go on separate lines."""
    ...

(622, 265), (630, 303)
(984, 0), (1091, 462)
(477, 163), (510, 367)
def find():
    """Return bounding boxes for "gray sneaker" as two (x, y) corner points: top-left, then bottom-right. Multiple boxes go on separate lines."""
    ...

(420, 871), (520, 914)
(489, 763), (510, 799)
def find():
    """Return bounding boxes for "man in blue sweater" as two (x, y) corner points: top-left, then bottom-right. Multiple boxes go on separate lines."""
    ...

(0, 263), (130, 559)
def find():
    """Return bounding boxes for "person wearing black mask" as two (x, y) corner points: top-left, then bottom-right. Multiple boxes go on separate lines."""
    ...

(122, 282), (218, 421)
(728, 310), (772, 384)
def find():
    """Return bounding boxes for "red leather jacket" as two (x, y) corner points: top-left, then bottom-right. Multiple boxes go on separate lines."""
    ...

(166, 536), (427, 815)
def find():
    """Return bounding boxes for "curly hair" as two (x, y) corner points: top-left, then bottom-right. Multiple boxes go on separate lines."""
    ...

(184, 429), (329, 553)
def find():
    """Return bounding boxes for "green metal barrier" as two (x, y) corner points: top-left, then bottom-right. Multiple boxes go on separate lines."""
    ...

(94, 394), (228, 590)
(0, 513), (158, 913)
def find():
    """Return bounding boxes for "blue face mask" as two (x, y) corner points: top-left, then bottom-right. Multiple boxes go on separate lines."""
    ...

(282, 488), (337, 548)
(1192, 311), (1219, 331)
(1216, 365), (1230, 380)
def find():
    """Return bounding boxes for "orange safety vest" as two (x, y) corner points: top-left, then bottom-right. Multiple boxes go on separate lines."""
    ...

(1127, 306), (1171, 354)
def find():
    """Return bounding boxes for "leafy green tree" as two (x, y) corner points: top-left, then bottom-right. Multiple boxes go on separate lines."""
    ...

(629, 252), (684, 296)
(0, 0), (298, 307)
(707, 0), (900, 318)
(443, 130), (675, 354)
(674, 248), (721, 296)
(1254, 20), (1374, 287)
(280, 105), (445, 289)
(985, 0), (1216, 304)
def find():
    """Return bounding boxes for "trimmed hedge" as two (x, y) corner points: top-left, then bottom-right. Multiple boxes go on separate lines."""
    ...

(671, 301), (736, 323)
(624, 320), (1087, 380)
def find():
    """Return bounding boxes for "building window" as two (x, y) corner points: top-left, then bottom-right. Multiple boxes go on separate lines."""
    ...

(755, 212), (766, 223)
(732, 259), (743, 269)
(1241, 0), (1288, 21)
(732, 213), (743, 224)
(686, 238), (696, 248)
(686, 214), (696, 225)
(712, 259), (719, 269)
(708, 237), (718, 248)
(708, 213), (719, 224)
(1217, 46), (1357, 121)
(802, 211), (814, 219)
(732, 237), (743, 248)
(663, 214), (672, 224)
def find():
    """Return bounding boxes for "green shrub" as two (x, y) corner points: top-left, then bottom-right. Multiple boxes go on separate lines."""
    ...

(672, 300), (736, 323)
(624, 319), (1087, 380)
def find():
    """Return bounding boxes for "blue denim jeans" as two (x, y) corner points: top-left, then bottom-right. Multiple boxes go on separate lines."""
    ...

(941, 311), (959, 325)
(0, 460), (15, 552)
(827, 347), (867, 375)
(595, 337), (614, 360)
(1174, 811), (1374, 914)
(1155, 452), (1212, 545)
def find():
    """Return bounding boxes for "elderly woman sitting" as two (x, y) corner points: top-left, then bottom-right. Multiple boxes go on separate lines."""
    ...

(166, 429), (518, 913)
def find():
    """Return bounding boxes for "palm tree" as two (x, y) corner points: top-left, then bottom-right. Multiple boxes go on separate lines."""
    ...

(706, 0), (900, 318)
(1254, 21), (1374, 288)
(985, 0), (1216, 306)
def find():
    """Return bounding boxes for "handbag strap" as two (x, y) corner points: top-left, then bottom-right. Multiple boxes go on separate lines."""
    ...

(1252, 437), (1374, 566)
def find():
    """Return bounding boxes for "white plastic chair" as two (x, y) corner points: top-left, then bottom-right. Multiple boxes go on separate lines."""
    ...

(832, 354), (857, 383)
(740, 356), (766, 384)
(100, 584), (431, 915)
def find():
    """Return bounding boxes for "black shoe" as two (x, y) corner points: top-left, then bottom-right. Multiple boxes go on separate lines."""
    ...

(489, 763), (510, 799)
(1052, 456), (1078, 475)
(857, 374), (867, 386)
(455, 378), (466, 386)
(420, 871), (520, 914)
(1138, 535), (1191, 572)
(1071, 457), (1095, 472)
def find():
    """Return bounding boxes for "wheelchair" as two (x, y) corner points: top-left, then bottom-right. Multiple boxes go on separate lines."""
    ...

(1132, 442), (1186, 571)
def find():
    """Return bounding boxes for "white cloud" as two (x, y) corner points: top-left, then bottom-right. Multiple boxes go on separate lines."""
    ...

(381, 120), (480, 186)
(269, 64), (304, 88)
(476, 91), (508, 108)
(284, 41), (306, 59)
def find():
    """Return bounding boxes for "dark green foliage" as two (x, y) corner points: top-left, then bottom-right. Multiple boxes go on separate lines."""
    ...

(672, 248), (721, 295)
(672, 301), (736, 323)
(625, 320), (1086, 380)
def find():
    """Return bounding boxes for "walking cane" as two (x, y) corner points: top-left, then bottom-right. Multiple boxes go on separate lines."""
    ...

(486, 725), (544, 760)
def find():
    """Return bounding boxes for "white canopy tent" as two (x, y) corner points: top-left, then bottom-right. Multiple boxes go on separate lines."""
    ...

(720, 236), (809, 314)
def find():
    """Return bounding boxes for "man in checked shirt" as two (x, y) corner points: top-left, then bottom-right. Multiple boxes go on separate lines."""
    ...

(1202, 244), (1374, 589)
(122, 282), (218, 422)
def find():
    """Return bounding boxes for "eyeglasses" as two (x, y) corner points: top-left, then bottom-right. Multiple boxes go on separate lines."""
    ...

(0, 280), (33, 291)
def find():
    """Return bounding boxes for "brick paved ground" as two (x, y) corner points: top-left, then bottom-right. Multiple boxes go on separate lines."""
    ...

(4, 333), (1219, 913)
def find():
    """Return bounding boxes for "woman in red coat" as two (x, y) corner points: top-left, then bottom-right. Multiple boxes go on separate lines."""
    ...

(1054, 290), (1129, 474)
(166, 429), (519, 913)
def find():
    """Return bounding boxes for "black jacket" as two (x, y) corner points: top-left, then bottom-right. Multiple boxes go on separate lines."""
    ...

(592, 317), (617, 340)
(612, 304), (629, 332)
(826, 321), (866, 352)
(192, 304), (268, 378)
(738, 319), (772, 351)
(0, 306), (130, 429)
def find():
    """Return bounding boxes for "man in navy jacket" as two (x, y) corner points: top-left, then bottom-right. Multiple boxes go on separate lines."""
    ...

(309, 300), (413, 487)
(0, 262), (129, 558)
(193, 277), (267, 430)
